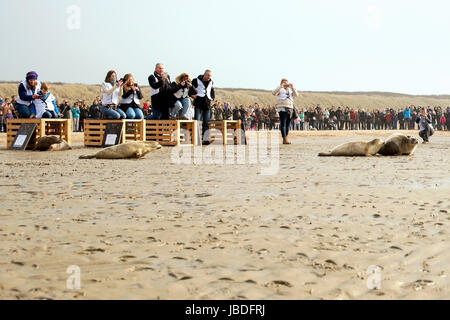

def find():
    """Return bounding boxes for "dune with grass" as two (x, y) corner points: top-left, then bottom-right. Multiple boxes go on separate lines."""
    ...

(2, 82), (450, 109)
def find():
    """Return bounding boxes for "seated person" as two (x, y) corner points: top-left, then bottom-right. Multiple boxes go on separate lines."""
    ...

(170, 73), (197, 120)
(119, 73), (144, 119)
(30, 82), (61, 118)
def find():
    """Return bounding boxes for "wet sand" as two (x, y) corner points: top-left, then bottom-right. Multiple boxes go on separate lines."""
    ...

(0, 130), (449, 300)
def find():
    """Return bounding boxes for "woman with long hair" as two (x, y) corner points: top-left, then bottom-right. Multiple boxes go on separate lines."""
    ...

(169, 73), (196, 120)
(100, 70), (126, 119)
(272, 78), (298, 144)
(120, 73), (144, 119)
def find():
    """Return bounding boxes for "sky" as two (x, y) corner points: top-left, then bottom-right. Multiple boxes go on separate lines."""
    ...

(1, 0), (450, 95)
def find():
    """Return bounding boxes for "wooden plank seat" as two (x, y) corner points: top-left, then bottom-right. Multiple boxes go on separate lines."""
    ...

(206, 120), (244, 145)
(84, 119), (145, 147)
(6, 118), (72, 150)
(145, 120), (198, 146)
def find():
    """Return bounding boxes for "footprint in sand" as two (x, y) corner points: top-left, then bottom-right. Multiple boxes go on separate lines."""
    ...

(119, 255), (136, 262)
(218, 277), (234, 281)
(265, 280), (293, 288)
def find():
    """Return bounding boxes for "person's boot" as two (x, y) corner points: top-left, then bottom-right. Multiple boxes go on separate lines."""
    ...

(283, 137), (291, 145)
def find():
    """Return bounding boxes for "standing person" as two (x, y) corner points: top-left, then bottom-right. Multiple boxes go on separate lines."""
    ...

(299, 108), (305, 130)
(15, 71), (41, 118)
(272, 78), (298, 144)
(404, 106), (411, 130)
(2, 98), (15, 131)
(71, 102), (81, 132)
(417, 108), (434, 143)
(120, 73), (144, 119)
(439, 113), (446, 131)
(60, 100), (73, 120)
(80, 100), (89, 131)
(100, 70), (125, 119)
(446, 107), (450, 131)
(0, 98), (3, 133)
(192, 70), (215, 144)
(142, 100), (150, 117)
(89, 97), (102, 119)
(170, 73), (197, 120)
(147, 63), (172, 120)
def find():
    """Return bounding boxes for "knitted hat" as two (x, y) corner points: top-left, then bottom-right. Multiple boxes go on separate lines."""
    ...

(26, 71), (38, 81)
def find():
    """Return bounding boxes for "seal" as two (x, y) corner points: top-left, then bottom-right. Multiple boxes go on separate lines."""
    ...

(79, 141), (161, 159)
(34, 136), (71, 151)
(49, 140), (71, 151)
(377, 133), (419, 156)
(318, 138), (384, 157)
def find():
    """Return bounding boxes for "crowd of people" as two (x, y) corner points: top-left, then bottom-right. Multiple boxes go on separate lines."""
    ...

(2, 70), (450, 139)
(208, 104), (450, 133)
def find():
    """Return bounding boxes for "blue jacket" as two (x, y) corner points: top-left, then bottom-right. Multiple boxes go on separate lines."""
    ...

(403, 109), (411, 119)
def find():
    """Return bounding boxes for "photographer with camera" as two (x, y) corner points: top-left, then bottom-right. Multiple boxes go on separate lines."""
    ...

(147, 63), (172, 120)
(120, 73), (144, 119)
(100, 70), (126, 119)
(416, 107), (434, 144)
(169, 73), (197, 120)
(192, 69), (215, 144)
(89, 97), (102, 119)
(272, 78), (298, 144)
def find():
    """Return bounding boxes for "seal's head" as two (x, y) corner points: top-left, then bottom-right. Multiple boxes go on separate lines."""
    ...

(370, 138), (384, 147)
(406, 135), (419, 146)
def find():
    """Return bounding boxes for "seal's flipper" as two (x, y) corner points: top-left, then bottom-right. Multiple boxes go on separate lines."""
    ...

(318, 152), (332, 157)
(79, 154), (96, 159)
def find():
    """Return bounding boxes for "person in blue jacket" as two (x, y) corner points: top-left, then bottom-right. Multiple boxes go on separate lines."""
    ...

(30, 82), (61, 118)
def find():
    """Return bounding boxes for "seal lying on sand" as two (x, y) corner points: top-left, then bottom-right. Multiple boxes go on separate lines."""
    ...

(318, 139), (384, 157)
(79, 141), (161, 159)
(34, 136), (71, 151)
(378, 133), (419, 156)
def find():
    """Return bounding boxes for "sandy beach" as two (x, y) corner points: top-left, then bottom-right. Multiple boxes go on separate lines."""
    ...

(0, 130), (449, 300)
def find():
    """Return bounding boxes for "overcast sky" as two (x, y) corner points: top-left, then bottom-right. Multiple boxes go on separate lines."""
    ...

(1, 0), (450, 94)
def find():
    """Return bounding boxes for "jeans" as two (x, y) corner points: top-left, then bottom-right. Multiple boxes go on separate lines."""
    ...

(73, 117), (80, 132)
(16, 103), (31, 118)
(126, 107), (144, 119)
(279, 111), (291, 138)
(171, 98), (191, 118)
(194, 107), (211, 141)
(42, 111), (58, 118)
(101, 106), (125, 119)
(146, 108), (162, 120)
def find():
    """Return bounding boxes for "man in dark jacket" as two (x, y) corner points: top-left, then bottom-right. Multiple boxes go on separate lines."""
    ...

(59, 100), (73, 120)
(89, 97), (102, 119)
(192, 70), (215, 144)
(147, 63), (172, 120)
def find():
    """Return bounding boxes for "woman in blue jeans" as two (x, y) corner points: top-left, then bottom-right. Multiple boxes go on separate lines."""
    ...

(16, 71), (41, 118)
(119, 73), (144, 119)
(170, 73), (197, 120)
(100, 70), (126, 119)
(272, 78), (298, 144)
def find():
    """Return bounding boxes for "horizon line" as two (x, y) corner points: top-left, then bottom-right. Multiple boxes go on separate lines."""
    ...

(1, 80), (450, 98)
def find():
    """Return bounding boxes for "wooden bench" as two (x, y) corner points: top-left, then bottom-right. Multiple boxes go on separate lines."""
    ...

(84, 119), (146, 147)
(207, 120), (244, 145)
(6, 118), (72, 149)
(145, 120), (198, 146)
